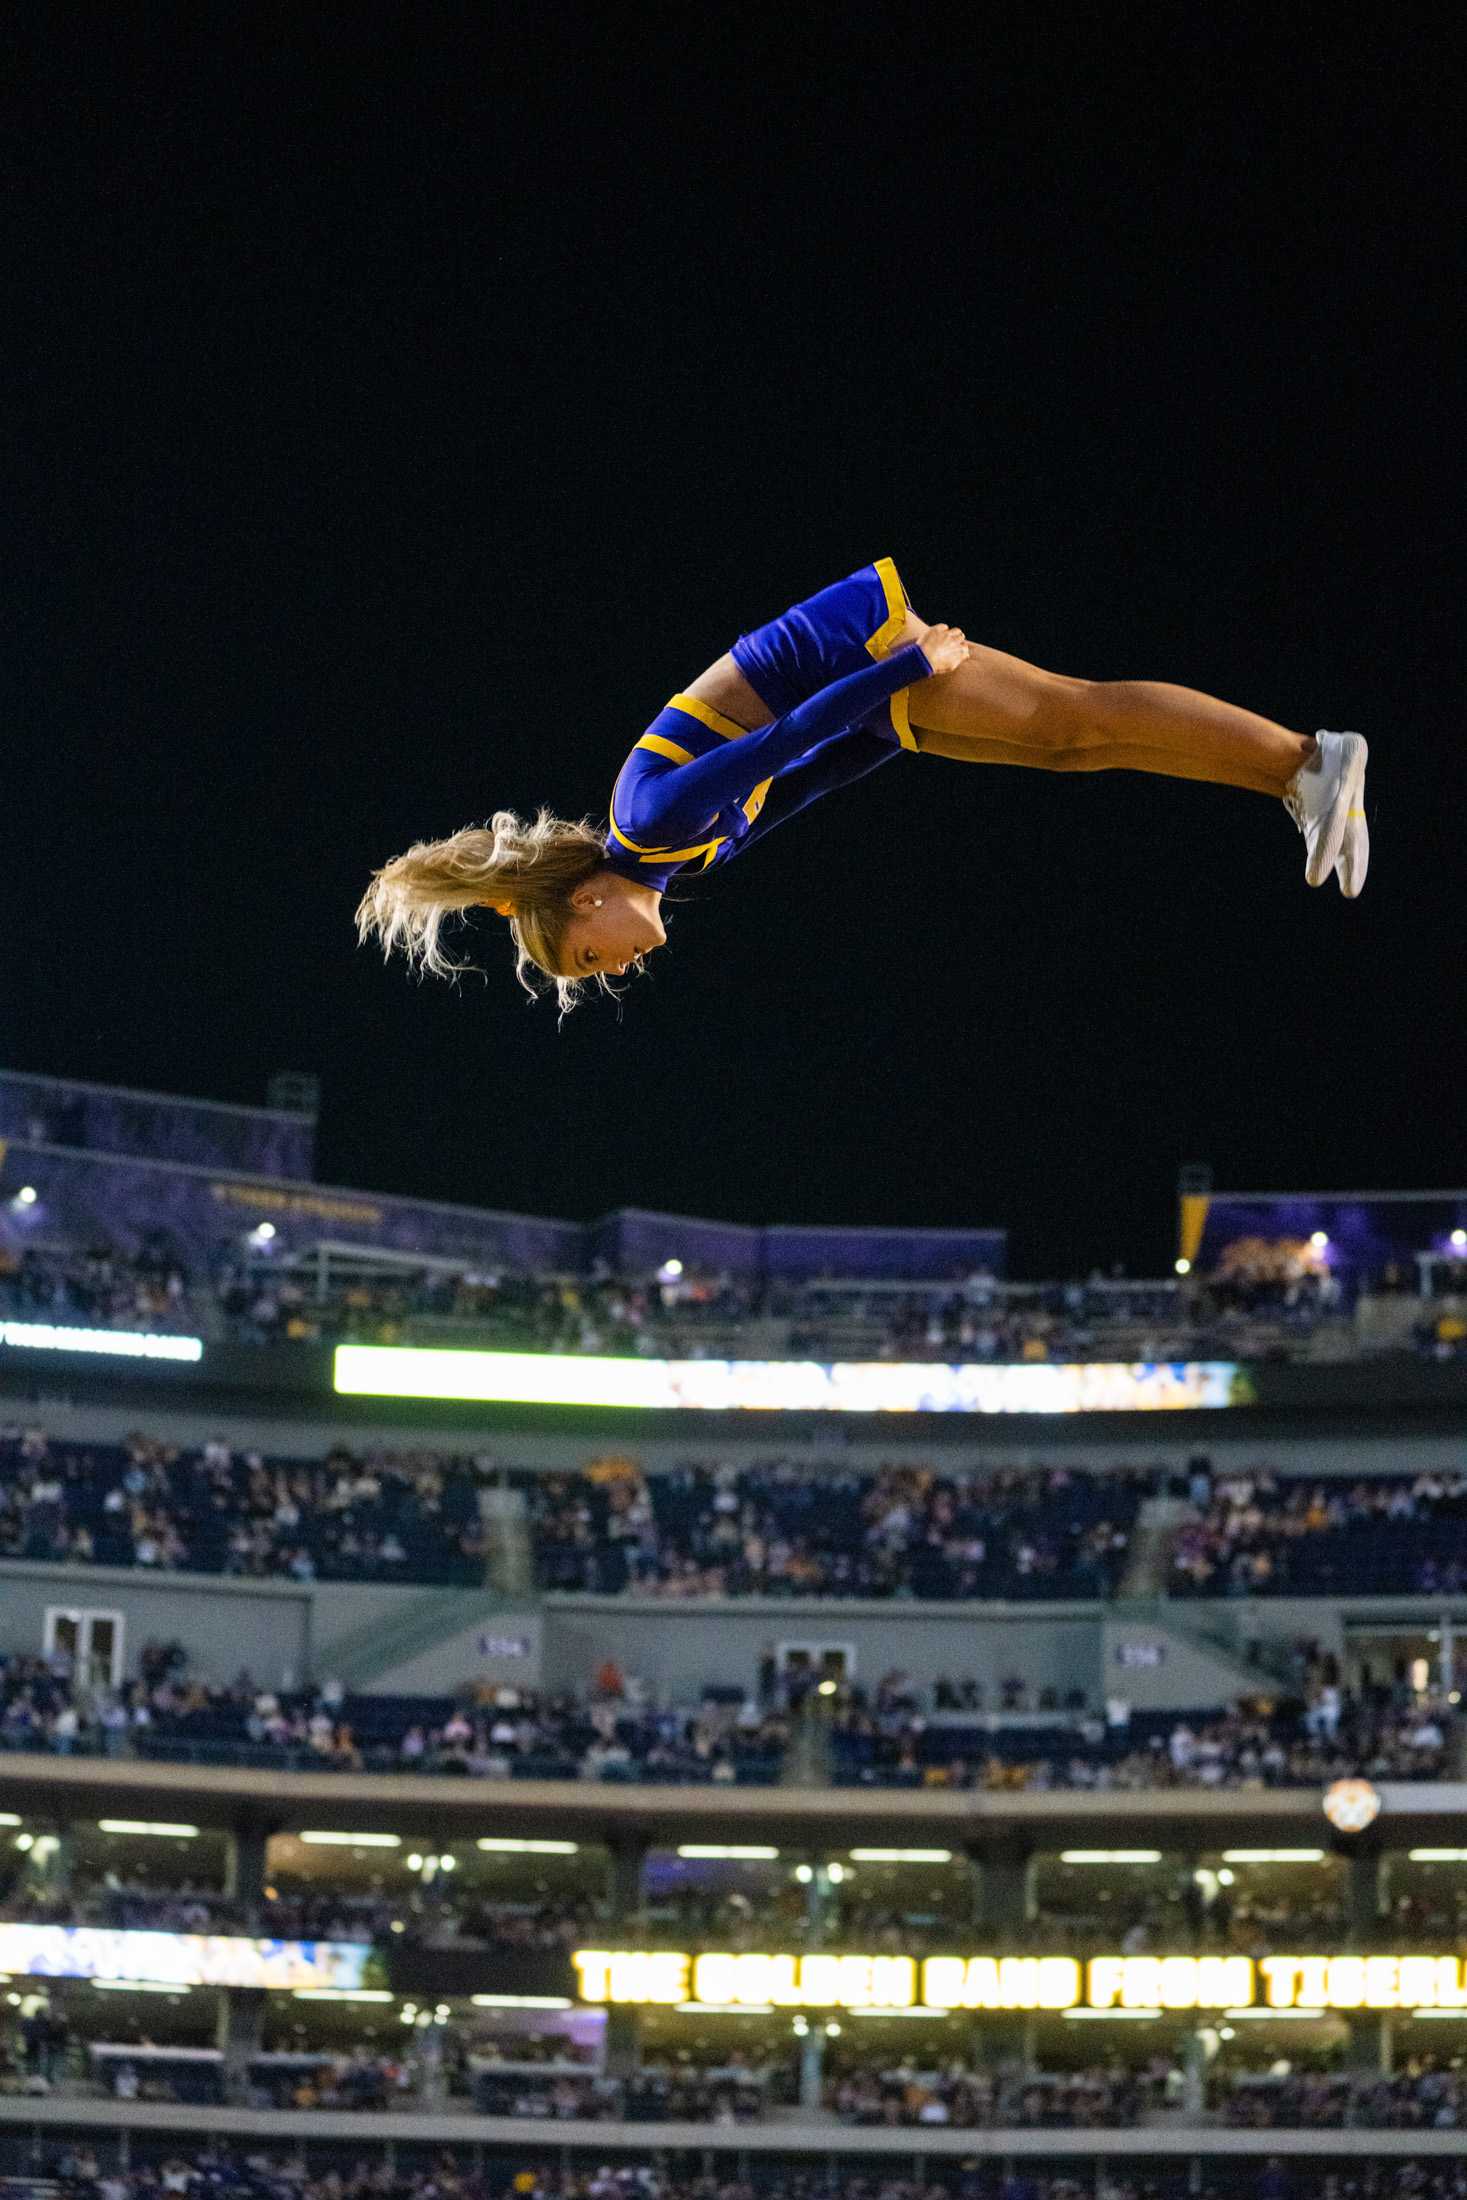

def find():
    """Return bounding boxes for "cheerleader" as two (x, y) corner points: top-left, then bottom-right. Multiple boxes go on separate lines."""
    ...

(357, 558), (1367, 1010)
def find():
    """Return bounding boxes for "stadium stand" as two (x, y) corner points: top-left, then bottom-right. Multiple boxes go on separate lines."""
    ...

(7, 1075), (1467, 2193)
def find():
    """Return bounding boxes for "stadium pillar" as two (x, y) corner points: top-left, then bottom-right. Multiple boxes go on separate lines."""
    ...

(975, 1841), (1034, 1935)
(225, 1825), (269, 1928)
(798, 2022), (825, 2111)
(607, 1836), (646, 1928)
(1346, 1846), (1385, 1939)
(216, 1987), (265, 2099)
(604, 1836), (646, 2080)
(604, 2006), (641, 2081)
(1342, 2010), (1390, 2075)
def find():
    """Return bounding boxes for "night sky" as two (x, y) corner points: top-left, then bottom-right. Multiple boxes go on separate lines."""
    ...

(4, 15), (1462, 1278)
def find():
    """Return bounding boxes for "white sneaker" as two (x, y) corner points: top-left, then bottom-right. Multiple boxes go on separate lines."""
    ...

(1283, 731), (1368, 889)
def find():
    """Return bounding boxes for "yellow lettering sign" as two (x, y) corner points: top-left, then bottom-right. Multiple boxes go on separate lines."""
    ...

(572, 1949), (1467, 2015)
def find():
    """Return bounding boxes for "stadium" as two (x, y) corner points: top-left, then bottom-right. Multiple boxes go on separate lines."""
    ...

(2, 1066), (1466, 2200)
(8, 14), (1459, 2199)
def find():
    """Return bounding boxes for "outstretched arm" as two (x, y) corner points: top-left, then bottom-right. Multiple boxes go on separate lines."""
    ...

(616, 639), (944, 843)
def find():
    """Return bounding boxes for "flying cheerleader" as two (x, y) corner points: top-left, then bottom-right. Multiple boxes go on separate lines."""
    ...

(356, 558), (1368, 1010)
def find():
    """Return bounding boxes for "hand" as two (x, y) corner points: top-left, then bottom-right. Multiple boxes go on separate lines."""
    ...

(915, 622), (971, 676)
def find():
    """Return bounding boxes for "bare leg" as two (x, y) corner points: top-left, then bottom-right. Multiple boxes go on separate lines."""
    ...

(902, 631), (1313, 798)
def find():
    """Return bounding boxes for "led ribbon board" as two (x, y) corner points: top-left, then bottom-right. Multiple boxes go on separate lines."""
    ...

(0, 1925), (368, 1990)
(336, 1346), (1245, 1414)
(572, 1949), (1467, 2013)
(0, 1321), (202, 1363)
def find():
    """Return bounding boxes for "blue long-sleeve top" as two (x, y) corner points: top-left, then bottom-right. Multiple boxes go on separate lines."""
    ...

(602, 642), (932, 891)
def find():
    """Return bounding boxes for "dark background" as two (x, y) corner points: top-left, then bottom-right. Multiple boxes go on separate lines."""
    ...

(3, 13), (1461, 1278)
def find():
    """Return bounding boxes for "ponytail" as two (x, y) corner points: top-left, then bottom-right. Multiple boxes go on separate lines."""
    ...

(355, 809), (608, 1008)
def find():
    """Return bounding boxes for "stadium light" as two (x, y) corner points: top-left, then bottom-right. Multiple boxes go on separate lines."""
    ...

(97, 1820), (199, 1839)
(676, 1845), (780, 1860)
(91, 1980), (192, 1995)
(298, 1830), (401, 1848)
(849, 1849), (953, 1864)
(476, 1837), (579, 1855)
(1452, 1229), (1467, 1251)
(0, 1816), (21, 1829)
(1309, 1230), (1330, 1250)
(1221, 1849), (1326, 1865)
(1409, 1849), (1467, 1863)
(1174, 1257), (1191, 1276)
(251, 1222), (277, 1245)
(1059, 1850), (1162, 1865)
(471, 1994), (573, 2009)
(293, 1988), (394, 2002)
(15, 1187), (37, 1207)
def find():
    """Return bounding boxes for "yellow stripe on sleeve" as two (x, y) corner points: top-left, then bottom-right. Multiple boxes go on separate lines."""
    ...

(666, 692), (749, 741)
(608, 796), (723, 867)
(636, 732), (697, 766)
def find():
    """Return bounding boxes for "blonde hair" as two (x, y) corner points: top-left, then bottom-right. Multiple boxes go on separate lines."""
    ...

(355, 809), (611, 1011)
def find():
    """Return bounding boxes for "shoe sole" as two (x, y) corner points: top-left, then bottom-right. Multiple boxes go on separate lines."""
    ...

(1307, 734), (1368, 887)
(1337, 809), (1369, 898)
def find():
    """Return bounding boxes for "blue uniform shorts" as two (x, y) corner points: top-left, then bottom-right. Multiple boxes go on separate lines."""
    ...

(730, 557), (920, 750)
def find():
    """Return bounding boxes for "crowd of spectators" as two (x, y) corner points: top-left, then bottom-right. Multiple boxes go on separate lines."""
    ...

(0, 1239), (197, 1335)
(832, 1676), (1453, 1793)
(0, 1642), (788, 1787)
(1218, 2064), (1465, 2128)
(45, 2152), (1467, 2200)
(467, 2066), (766, 2123)
(0, 1426), (485, 1584)
(28, 2160), (1195, 2200)
(3, 1634), (1452, 1801)
(829, 2061), (1161, 2128)
(4, 1230), (1401, 1368)
(12, 1412), (1467, 1614)
(528, 1460), (1146, 1599)
(1170, 1470), (1467, 1597)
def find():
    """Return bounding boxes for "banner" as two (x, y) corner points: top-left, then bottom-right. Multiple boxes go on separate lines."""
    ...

(0, 1925), (369, 1990)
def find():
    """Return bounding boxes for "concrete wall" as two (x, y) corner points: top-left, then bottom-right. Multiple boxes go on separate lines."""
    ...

(0, 1563), (546, 1697)
(538, 1595), (1103, 1700)
(0, 1560), (318, 1688)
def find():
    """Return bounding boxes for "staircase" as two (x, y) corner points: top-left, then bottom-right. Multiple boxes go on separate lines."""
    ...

(315, 1486), (537, 1689)
(316, 1585), (532, 1690)
(1117, 1595), (1301, 1693)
